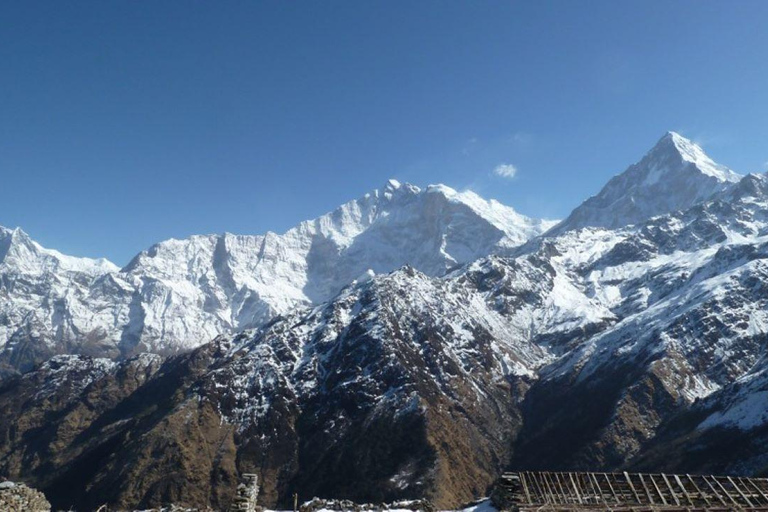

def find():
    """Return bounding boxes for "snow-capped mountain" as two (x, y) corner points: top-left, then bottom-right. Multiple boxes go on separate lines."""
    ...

(0, 180), (554, 374)
(1, 131), (767, 510)
(549, 132), (742, 234)
(509, 171), (768, 472)
(0, 226), (121, 373)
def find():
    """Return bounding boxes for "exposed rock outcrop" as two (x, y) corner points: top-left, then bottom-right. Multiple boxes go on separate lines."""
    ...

(0, 481), (51, 511)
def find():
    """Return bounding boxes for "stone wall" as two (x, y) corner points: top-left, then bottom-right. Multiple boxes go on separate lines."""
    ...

(0, 481), (51, 512)
(229, 473), (260, 512)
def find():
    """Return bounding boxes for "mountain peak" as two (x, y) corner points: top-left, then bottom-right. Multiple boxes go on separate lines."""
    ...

(377, 178), (421, 200)
(548, 131), (742, 235)
(650, 132), (741, 183)
(0, 225), (118, 275)
(658, 130), (692, 156)
(0, 226), (36, 264)
(385, 178), (401, 190)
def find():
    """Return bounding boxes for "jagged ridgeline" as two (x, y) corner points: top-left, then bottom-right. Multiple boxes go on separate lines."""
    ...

(1, 133), (768, 510)
(0, 179), (555, 375)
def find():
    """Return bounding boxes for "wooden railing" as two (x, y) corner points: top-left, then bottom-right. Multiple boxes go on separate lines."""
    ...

(492, 471), (768, 511)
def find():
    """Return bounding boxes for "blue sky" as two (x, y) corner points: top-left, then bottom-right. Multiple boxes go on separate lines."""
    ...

(1, 1), (767, 264)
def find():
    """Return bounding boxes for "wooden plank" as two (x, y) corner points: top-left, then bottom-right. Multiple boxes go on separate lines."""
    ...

(661, 473), (681, 506)
(518, 472), (529, 503)
(673, 474), (695, 506)
(728, 475), (755, 507)
(540, 472), (557, 504)
(552, 472), (569, 503)
(755, 478), (768, 497)
(739, 476), (763, 506)
(536, 472), (551, 504)
(555, 473), (575, 503)
(556, 472), (573, 504)
(581, 472), (595, 503)
(547, 472), (563, 504)
(638, 473), (655, 505)
(615, 472), (633, 503)
(701, 475), (729, 507)
(686, 474), (710, 507)
(713, 476), (741, 507)
(526, 472), (545, 504)
(519, 472), (532, 505)
(568, 472), (584, 504)
(573, 473), (589, 504)
(623, 471), (642, 504)
(745, 476), (768, 505)
(603, 473), (621, 506)
(589, 472), (605, 504)
(554, 472), (569, 504)
(648, 474), (668, 506)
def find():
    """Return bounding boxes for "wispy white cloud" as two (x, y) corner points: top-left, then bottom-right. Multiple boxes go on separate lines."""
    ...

(461, 137), (479, 156)
(510, 132), (533, 146)
(493, 163), (518, 179)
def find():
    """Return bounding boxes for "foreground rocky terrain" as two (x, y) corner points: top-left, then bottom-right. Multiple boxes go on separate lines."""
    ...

(1, 133), (767, 510)
(0, 481), (51, 511)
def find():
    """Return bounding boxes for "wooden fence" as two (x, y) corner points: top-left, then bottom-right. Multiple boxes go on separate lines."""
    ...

(491, 471), (768, 511)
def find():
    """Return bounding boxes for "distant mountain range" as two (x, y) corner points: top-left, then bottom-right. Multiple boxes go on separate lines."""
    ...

(0, 179), (554, 374)
(1, 133), (767, 511)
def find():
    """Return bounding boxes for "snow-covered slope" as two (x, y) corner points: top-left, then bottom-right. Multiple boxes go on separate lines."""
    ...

(510, 171), (768, 471)
(549, 132), (742, 235)
(0, 180), (554, 372)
